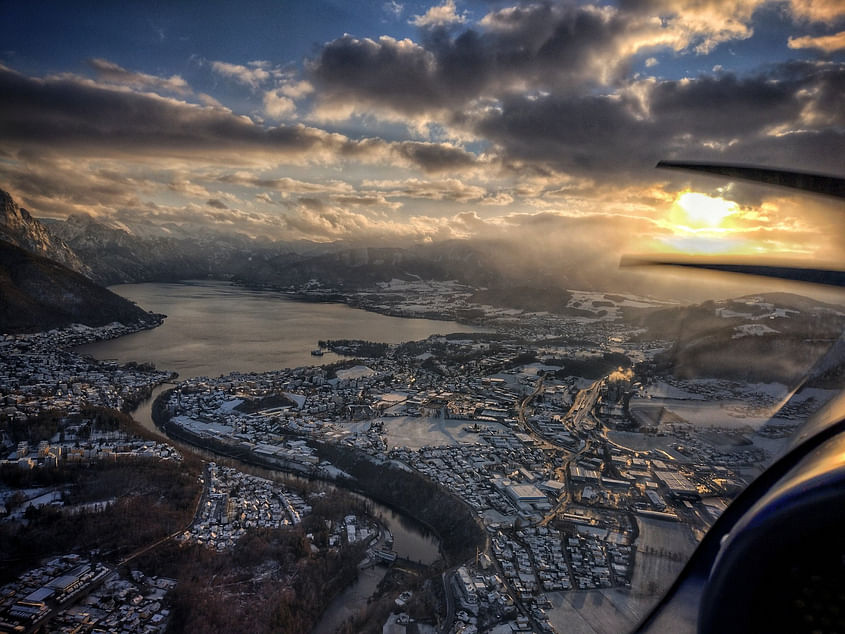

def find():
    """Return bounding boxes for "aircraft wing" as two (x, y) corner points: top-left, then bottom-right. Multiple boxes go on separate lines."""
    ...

(631, 162), (845, 633)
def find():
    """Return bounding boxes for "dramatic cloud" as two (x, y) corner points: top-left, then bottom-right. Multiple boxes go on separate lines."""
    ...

(308, 1), (789, 121)
(278, 196), (440, 242)
(364, 178), (487, 201)
(788, 30), (845, 51)
(206, 198), (229, 209)
(471, 62), (845, 181)
(788, 0), (845, 22)
(217, 173), (355, 195)
(620, 0), (761, 55)
(0, 65), (493, 180)
(2, 1), (843, 266)
(276, 80), (314, 99)
(262, 89), (296, 119)
(210, 60), (278, 89)
(87, 58), (191, 95)
(0, 65), (389, 165)
(393, 141), (479, 172)
(410, 0), (467, 27)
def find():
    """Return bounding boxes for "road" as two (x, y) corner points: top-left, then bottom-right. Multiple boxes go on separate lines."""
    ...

(517, 375), (546, 432)
(569, 379), (603, 432)
(439, 374), (610, 633)
(514, 376), (605, 527)
(121, 462), (207, 566)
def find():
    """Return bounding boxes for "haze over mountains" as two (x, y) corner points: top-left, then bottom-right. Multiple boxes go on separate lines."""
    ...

(16, 186), (574, 291)
(4, 186), (844, 308)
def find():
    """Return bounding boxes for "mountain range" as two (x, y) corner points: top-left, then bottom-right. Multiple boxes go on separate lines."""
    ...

(0, 190), (91, 278)
(0, 186), (572, 331)
(2, 186), (844, 369)
(0, 239), (160, 333)
(20, 192), (574, 291)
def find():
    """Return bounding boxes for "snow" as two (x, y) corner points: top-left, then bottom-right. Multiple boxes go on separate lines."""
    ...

(737, 382), (791, 398)
(218, 398), (244, 412)
(171, 415), (234, 435)
(376, 278), (466, 292)
(732, 324), (779, 338)
(717, 308), (753, 319)
(520, 362), (563, 375)
(375, 391), (410, 403)
(343, 421), (371, 434)
(319, 465), (354, 480)
(762, 308), (800, 319)
(336, 365), (376, 380)
(22, 490), (63, 510)
(383, 416), (507, 449)
(283, 392), (307, 409)
(791, 387), (839, 403)
(644, 381), (708, 400)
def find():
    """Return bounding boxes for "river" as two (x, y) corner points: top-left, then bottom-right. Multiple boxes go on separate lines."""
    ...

(77, 280), (483, 379)
(96, 282), (455, 632)
(131, 383), (438, 633)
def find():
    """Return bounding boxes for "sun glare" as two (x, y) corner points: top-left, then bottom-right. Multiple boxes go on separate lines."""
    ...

(650, 190), (764, 256)
(672, 191), (739, 230)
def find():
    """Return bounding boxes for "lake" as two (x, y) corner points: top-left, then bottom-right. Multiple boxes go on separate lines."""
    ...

(76, 280), (483, 378)
(84, 280), (457, 629)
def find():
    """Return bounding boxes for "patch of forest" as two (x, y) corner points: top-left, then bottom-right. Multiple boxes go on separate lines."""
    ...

(234, 393), (298, 413)
(0, 455), (201, 584)
(2, 405), (167, 446)
(548, 352), (633, 380)
(136, 490), (369, 633)
(321, 339), (390, 357)
(312, 442), (486, 565)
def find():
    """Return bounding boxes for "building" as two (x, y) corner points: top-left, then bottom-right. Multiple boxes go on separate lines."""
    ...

(654, 470), (699, 501)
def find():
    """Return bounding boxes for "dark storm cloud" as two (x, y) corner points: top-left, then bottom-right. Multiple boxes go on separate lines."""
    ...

(473, 62), (845, 180)
(0, 65), (487, 176)
(0, 65), (373, 160)
(394, 141), (478, 172)
(308, 3), (627, 117)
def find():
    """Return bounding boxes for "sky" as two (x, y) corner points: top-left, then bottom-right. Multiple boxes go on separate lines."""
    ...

(1, 0), (844, 281)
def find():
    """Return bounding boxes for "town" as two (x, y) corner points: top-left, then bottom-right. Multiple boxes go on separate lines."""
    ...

(0, 297), (836, 633)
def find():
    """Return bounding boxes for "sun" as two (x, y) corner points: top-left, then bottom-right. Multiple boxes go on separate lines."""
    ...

(649, 189), (755, 255)
(671, 191), (739, 230)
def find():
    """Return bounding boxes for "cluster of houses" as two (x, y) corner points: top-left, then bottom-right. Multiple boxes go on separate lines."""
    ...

(0, 555), (173, 633)
(0, 325), (171, 421)
(2, 436), (179, 472)
(48, 569), (176, 633)
(1, 308), (808, 634)
(391, 431), (555, 522)
(181, 463), (311, 551)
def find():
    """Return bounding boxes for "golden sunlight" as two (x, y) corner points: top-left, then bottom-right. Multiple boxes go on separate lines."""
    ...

(649, 189), (820, 258)
(651, 190), (766, 256)
(671, 191), (739, 230)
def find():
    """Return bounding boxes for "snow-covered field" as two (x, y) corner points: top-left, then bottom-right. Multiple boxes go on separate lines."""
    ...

(382, 416), (506, 449)
(335, 365), (376, 380)
(171, 414), (234, 436)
